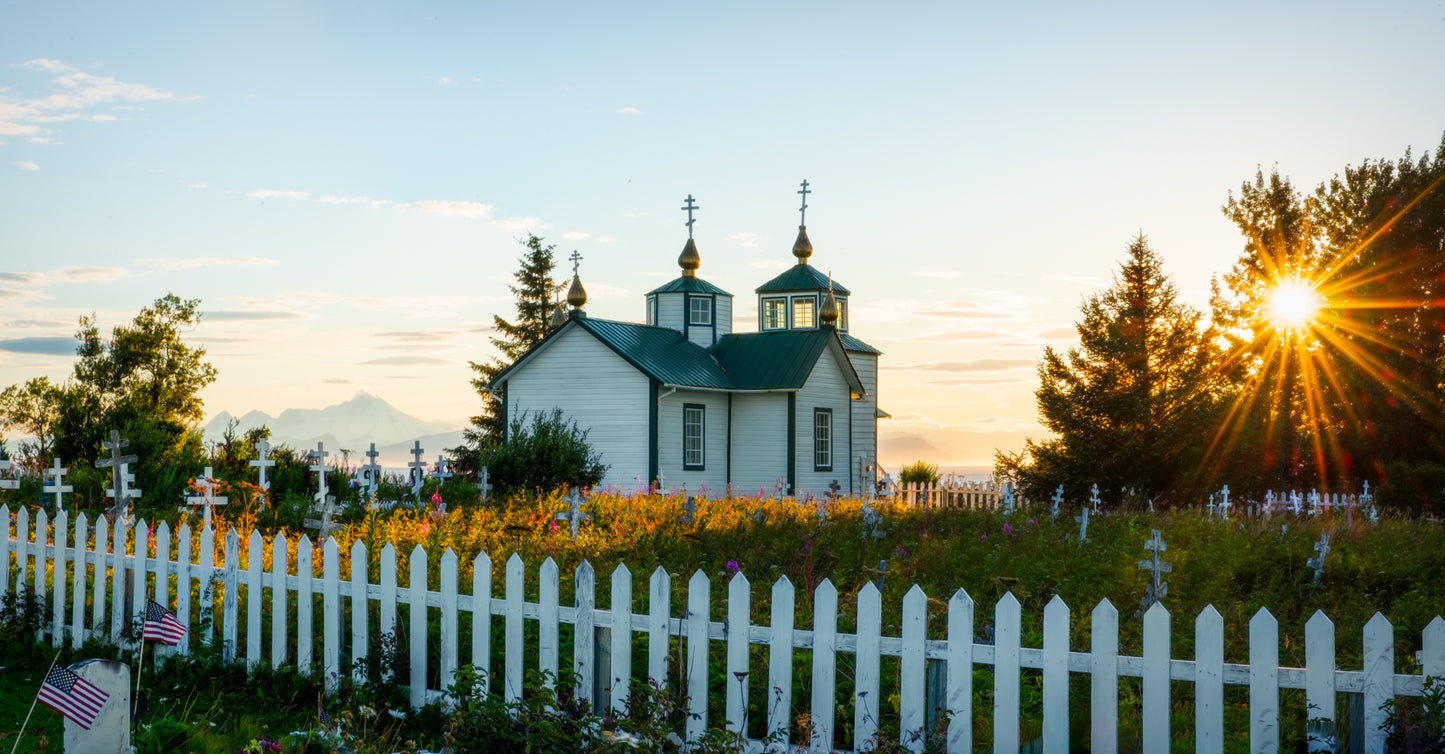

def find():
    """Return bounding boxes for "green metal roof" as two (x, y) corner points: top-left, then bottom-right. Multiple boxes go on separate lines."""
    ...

(839, 332), (881, 354)
(755, 264), (851, 295)
(646, 276), (733, 296)
(709, 330), (831, 389)
(574, 317), (733, 389)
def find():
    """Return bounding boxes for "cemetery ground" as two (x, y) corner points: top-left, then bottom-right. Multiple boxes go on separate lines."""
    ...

(2, 484), (1444, 752)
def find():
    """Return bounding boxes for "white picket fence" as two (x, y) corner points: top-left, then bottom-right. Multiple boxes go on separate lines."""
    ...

(4, 503), (1444, 753)
(889, 480), (1008, 510)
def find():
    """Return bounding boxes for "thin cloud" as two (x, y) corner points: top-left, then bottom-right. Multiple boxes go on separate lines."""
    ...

(28, 136), (59, 145)
(5, 318), (69, 327)
(904, 329), (1012, 344)
(359, 356), (455, 366)
(2, 59), (190, 142)
(318, 195), (390, 208)
(406, 200), (494, 219)
(494, 216), (543, 231)
(234, 189), (310, 201)
(184, 183), (208, 189)
(910, 270), (961, 278)
(201, 310), (305, 322)
(725, 232), (761, 249)
(618, 106), (641, 115)
(54, 266), (128, 283)
(376, 330), (462, 344)
(0, 336), (75, 355)
(920, 376), (1034, 387)
(889, 358), (1035, 373)
(139, 256), (278, 272)
(323, 378), (355, 385)
(1038, 326), (1077, 339)
(438, 76), (455, 86)
(0, 272), (43, 284)
(15, 161), (39, 171)
(596, 236), (618, 244)
(561, 231), (591, 241)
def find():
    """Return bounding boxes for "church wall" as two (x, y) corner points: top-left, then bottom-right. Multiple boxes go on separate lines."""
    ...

(656, 388), (729, 494)
(794, 349), (855, 496)
(656, 293), (685, 334)
(504, 326), (650, 492)
(848, 352), (879, 492)
(715, 296), (732, 338)
(729, 392), (788, 494)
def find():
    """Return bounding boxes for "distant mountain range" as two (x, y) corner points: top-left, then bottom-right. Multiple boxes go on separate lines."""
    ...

(202, 392), (466, 468)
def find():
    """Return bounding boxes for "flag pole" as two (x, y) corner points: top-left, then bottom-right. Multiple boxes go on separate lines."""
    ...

(9, 647), (64, 754)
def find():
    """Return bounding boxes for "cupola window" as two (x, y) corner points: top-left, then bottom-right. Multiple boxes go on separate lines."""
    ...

(793, 297), (816, 329)
(689, 296), (713, 325)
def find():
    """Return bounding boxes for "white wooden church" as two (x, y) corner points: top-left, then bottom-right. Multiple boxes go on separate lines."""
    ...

(488, 187), (884, 497)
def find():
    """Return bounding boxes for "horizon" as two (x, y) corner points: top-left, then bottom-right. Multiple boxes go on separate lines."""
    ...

(3, 3), (1444, 466)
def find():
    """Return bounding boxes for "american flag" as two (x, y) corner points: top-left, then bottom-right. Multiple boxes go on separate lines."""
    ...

(37, 664), (109, 730)
(142, 600), (188, 645)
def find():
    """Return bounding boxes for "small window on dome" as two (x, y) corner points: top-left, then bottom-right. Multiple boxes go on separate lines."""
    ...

(763, 297), (787, 330)
(689, 296), (712, 326)
(793, 297), (816, 329)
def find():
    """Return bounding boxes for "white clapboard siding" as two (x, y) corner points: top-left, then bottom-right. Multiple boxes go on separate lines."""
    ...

(3, 507), (1444, 754)
(793, 350), (853, 497)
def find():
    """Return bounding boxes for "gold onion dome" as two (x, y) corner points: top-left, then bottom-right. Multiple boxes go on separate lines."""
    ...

(792, 225), (814, 263)
(549, 305), (567, 328)
(820, 287), (839, 326)
(567, 273), (588, 309)
(678, 237), (701, 277)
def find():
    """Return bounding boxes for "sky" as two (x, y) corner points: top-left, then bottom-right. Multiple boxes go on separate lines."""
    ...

(2, 1), (1443, 466)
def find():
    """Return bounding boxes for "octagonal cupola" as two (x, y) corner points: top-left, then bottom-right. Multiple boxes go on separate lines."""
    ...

(755, 180), (850, 332)
(644, 193), (733, 346)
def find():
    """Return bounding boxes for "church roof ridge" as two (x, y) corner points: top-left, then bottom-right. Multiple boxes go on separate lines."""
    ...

(755, 263), (851, 295)
(647, 276), (733, 296)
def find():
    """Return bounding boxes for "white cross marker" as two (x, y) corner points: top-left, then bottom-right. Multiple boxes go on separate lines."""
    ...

(1089, 483), (1101, 512)
(43, 457), (72, 509)
(249, 438), (275, 492)
(184, 466), (229, 530)
(309, 442), (330, 505)
(408, 441), (426, 499)
(305, 495), (342, 540)
(1307, 534), (1330, 587)
(1051, 485), (1063, 520)
(475, 465), (492, 503)
(96, 429), (140, 517)
(1075, 507), (1090, 543)
(556, 487), (590, 539)
(1137, 529), (1173, 610)
(433, 455), (453, 484)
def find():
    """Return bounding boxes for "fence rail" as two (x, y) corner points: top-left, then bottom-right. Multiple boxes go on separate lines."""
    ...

(3, 503), (1443, 753)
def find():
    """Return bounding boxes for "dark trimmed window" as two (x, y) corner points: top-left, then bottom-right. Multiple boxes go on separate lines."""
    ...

(793, 297), (816, 328)
(763, 297), (787, 330)
(814, 408), (833, 471)
(689, 296), (712, 325)
(683, 404), (705, 470)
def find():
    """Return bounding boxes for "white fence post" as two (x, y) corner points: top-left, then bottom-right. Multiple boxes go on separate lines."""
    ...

(901, 584), (928, 751)
(725, 570), (749, 737)
(1305, 611), (1336, 752)
(1142, 602), (1170, 751)
(440, 549), (460, 699)
(247, 530), (264, 670)
(811, 579), (838, 754)
(539, 557), (560, 693)
(350, 540), (369, 683)
(1362, 614), (1394, 754)
(408, 544), (427, 707)
(854, 582), (882, 751)
(609, 563), (632, 714)
(946, 588), (974, 754)
(71, 514), (90, 650)
(271, 532), (289, 667)
(648, 566), (671, 688)
(296, 534), (313, 673)
(505, 553), (524, 703)
(1091, 598), (1118, 754)
(767, 576), (795, 752)
(472, 552), (492, 699)
(1042, 595), (1069, 754)
(1196, 605), (1225, 753)
(685, 569), (710, 743)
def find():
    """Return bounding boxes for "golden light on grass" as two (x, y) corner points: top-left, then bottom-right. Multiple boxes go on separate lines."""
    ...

(1266, 280), (1321, 333)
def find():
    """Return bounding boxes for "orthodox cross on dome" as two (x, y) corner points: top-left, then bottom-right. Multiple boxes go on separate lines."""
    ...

(681, 194), (700, 239)
(569, 249), (584, 275)
(797, 179), (811, 225)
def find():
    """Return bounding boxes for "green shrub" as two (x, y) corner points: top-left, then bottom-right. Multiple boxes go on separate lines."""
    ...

(898, 460), (940, 486)
(1377, 461), (1445, 517)
(483, 409), (606, 498)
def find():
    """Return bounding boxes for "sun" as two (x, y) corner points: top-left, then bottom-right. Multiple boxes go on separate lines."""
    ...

(1266, 280), (1321, 332)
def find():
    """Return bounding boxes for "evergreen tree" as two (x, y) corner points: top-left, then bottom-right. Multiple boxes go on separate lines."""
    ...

(1000, 234), (1224, 506)
(464, 234), (559, 448)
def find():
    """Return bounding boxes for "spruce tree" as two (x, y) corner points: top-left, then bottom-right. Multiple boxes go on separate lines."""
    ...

(465, 234), (558, 447)
(1002, 234), (1224, 506)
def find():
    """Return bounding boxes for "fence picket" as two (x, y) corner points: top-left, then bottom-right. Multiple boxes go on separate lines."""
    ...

(51, 510), (68, 646)
(812, 579), (838, 754)
(35, 510), (49, 639)
(246, 531), (263, 668)
(610, 563), (632, 714)
(1042, 595), (1069, 754)
(380, 543), (397, 645)
(855, 582), (882, 751)
(1362, 613), (1393, 754)
(946, 589), (973, 754)
(351, 540), (369, 683)
(686, 569), (710, 742)
(175, 522), (191, 656)
(901, 584), (928, 751)
(1249, 608), (1279, 753)
(71, 514), (89, 650)
(1305, 611), (1335, 752)
(114, 519), (129, 644)
(225, 528), (240, 662)
(1142, 602), (1170, 751)
(472, 552), (492, 698)
(440, 549), (459, 699)
(648, 566), (671, 688)
(16, 507), (30, 613)
(539, 557), (560, 692)
(0, 505), (10, 598)
(297, 535), (313, 673)
(1091, 598), (1118, 754)
(1425, 616), (1445, 682)
(1196, 605), (1225, 753)
(408, 544), (428, 708)
(271, 532), (289, 667)
(767, 576), (795, 752)
(726, 571), (750, 737)
(994, 592), (1021, 754)
(506, 553), (524, 702)
(198, 526), (214, 649)
(575, 560), (595, 706)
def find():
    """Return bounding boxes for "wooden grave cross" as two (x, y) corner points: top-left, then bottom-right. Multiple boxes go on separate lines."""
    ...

(680, 495), (699, 524)
(433, 455), (453, 484)
(1210, 485), (1231, 519)
(1307, 534), (1330, 587)
(556, 487), (590, 539)
(1075, 506), (1090, 544)
(96, 429), (142, 516)
(408, 441), (426, 499)
(0, 457), (18, 491)
(183, 466), (229, 529)
(827, 479), (842, 498)
(861, 497), (883, 538)
(44, 457), (72, 509)
(1050, 485), (1063, 521)
(357, 442), (382, 501)
(655, 471), (667, 494)
(249, 438), (275, 492)
(1137, 529), (1173, 610)
(304, 494), (342, 540)
(308, 442), (330, 505)
(1089, 483), (1102, 512)
(475, 465), (492, 503)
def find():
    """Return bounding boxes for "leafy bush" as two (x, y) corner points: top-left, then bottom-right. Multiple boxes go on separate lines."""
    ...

(898, 460), (940, 486)
(1377, 461), (1445, 517)
(483, 409), (606, 498)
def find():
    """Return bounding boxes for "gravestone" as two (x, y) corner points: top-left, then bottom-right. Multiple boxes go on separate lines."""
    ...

(1089, 483), (1101, 513)
(860, 497), (883, 538)
(183, 466), (228, 530)
(1211, 485), (1231, 519)
(872, 559), (887, 591)
(408, 441), (426, 499)
(556, 487), (590, 539)
(305, 495), (342, 540)
(475, 466), (492, 503)
(433, 455), (453, 484)
(249, 438), (275, 493)
(1307, 534), (1330, 587)
(1137, 529), (1172, 611)
(62, 659), (131, 754)
(1050, 485), (1063, 521)
(680, 496), (698, 525)
(655, 471), (667, 494)
(95, 430), (141, 517)
(308, 443), (330, 505)
(44, 457), (73, 510)
(1075, 507), (1090, 544)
